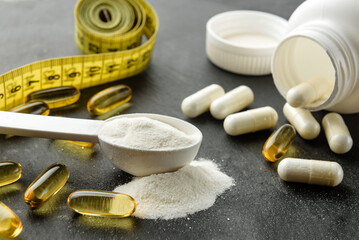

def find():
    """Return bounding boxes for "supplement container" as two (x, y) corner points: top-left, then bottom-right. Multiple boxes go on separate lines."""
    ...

(272, 0), (359, 113)
(206, 11), (288, 75)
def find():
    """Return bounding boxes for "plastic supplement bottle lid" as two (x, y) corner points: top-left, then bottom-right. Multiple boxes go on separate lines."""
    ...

(206, 11), (288, 76)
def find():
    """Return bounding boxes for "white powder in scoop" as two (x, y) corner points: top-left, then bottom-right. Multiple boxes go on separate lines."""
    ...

(100, 117), (197, 150)
(114, 159), (234, 220)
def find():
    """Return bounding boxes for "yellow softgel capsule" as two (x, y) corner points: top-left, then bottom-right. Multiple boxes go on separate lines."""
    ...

(68, 190), (136, 217)
(68, 141), (96, 148)
(262, 124), (296, 162)
(0, 161), (22, 187)
(26, 86), (80, 109)
(10, 101), (50, 115)
(0, 201), (23, 238)
(24, 163), (69, 207)
(87, 85), (132, 115)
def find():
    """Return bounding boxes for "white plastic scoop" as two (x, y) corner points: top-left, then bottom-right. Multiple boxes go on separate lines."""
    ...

(0, 111), (202, 176)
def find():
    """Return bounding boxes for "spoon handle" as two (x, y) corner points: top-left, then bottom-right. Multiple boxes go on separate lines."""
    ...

(0, 111), (103, 142)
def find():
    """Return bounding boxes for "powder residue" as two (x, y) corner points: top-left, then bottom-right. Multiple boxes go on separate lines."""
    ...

(100, 117), (197, 150)
(114, 159), (234, 220)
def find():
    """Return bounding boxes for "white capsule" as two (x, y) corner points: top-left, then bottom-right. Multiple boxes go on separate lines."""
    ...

(286, 77), (330, 108)
(181, 84), (225, 118)
(210, 85), (254, 120)
(223, 106), (278, 136)
(278, 158), (343, 187)
(283, 103), (320, 140)
(322, 112), (353, 154)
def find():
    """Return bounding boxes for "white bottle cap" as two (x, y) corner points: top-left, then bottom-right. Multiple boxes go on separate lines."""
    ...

(206, 11), (288, 76)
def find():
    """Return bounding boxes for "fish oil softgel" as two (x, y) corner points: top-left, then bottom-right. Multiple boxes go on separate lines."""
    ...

(286, 77), (330, 108)
(67, 190), (136, 217)
(24, 163), (69, 207)
(68, 141), (96, 148)
(278, 158), (343, 187)
(0, 161), (22, 187)
(262, 124), (296, 162)
(10, 101), (50, 115)
(210, 85), (254, 120)
(0, 201), (23, 238)
(283, 103), (320, 140)
(26, 86), (80, 109)
(322, 112), (353, 154)
(223, 106), (278, 136)
(87, 85), (132, 115)
(181, 84), (225, 118)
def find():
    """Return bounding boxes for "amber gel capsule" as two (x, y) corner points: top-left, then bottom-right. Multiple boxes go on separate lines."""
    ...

(87, 85), (132, 115)
(68, 141), (96, 148)
(24, 163), (69, 207)
(0, 201), (23, 238)
(262, 124), (296, 162)
(26, 86), (80, 109)
(0, 161), (22, 187)
(10, 101), (50, 115)
(68, 190), (136, 217)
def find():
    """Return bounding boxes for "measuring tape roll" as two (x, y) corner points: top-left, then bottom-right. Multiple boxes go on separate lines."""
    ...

(0, 0), (158, 110)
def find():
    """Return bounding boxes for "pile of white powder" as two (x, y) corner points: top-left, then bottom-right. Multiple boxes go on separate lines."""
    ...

(101, 116), (233, 219)
(114, 159), (234, 220)
(100, 117), (197, 150)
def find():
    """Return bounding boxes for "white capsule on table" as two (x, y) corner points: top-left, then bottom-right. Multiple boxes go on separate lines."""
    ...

(286, 77), (330, 108)
(181, 84), (225, 118)
(283, 103), (320, 140)
(322, 112), (353, 154)
(223, 106), (278, 136)
(277, 158), (343, 187)
(210, 85), (254, 120)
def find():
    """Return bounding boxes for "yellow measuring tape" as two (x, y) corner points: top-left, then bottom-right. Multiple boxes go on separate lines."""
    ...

(0, 0), (158, 110)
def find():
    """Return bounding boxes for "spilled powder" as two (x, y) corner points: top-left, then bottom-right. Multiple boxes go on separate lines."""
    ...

(100, 117), (197, 150)
(114, 159), (234, 220)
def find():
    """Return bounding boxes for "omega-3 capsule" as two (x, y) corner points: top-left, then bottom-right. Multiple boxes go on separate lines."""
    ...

(10, 101), (50, 115)
(262, 124), (296, 162)
(0, 201), (23, 238)
(24, 163), (69, 207)
(68, 190), (136, 217)
(87, 85), (132, 115)
(0, 161), (22, 187)
(26, 86), (80, 109)
(68, 141), (96, 148)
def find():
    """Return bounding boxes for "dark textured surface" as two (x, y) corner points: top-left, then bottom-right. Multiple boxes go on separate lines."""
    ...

(0, 0), (358, 239)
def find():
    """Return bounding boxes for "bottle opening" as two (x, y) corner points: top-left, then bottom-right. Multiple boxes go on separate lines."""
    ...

(272, 36), (336, 109)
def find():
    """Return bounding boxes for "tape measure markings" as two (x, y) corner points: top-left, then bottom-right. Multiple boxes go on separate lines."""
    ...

(0, 0), (158, 110)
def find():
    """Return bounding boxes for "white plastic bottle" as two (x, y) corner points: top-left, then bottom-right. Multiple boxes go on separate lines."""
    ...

(272, 0), (359, 113)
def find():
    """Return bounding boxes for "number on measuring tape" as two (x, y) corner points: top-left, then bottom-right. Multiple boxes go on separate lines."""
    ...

(0, 0), (158, 110)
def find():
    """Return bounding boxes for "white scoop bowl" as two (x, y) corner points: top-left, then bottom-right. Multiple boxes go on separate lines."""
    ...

(0, 111), (202, 176)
